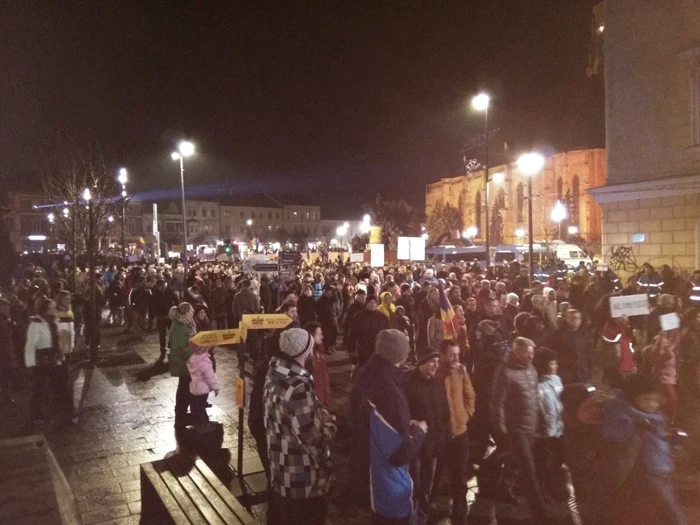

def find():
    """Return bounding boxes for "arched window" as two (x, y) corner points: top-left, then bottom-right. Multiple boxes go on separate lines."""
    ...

(517, 183), (524, 223)
(557, 177), (563, 200)
(475, 191), (482, 232)
(496, 188), (506, 209)
(572, 175), (580, 221)
(202, 209), (207, 218)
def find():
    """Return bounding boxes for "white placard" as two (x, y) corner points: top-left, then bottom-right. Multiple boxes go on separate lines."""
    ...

(370, 244), (384, 268)
(609, 294), (650, 318)
(397, 237), (426, 261)
(660, 312), (681, 331)
(397, 237), (410, 260)
(596, 263), (609, 272)
(350, 253), (364, 263)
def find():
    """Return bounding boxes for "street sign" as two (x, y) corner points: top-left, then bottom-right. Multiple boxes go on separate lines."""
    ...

(279, 251), (301, 264)
(241, 313), (293, 330)
(235, 377), (245, 408)
(609, 294), (650, 318)
(190, 329), (241, 347)
(253, 263), (279, 273)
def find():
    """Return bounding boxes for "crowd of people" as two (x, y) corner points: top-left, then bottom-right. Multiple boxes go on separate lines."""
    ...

(2, 255), (700, 524)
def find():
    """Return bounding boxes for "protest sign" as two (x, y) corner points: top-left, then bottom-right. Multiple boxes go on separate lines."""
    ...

(609, 294), (650, 318)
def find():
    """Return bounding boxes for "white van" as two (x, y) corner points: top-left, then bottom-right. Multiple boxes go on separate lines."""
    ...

(493, 241), (592, 269)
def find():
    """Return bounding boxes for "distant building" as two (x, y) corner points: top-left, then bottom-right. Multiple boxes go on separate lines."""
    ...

(5, 191), (53, 253)
(426, 148), (606, 247)
(589, 1), (700, 274)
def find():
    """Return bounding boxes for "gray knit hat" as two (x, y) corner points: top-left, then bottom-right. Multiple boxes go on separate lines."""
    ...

(280, 328), (314, 360)
(375, 329), (410, 365)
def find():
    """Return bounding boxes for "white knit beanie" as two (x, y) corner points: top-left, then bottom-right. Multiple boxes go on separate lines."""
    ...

(375, 329), (410, 365)
(280, 328), (314, 360)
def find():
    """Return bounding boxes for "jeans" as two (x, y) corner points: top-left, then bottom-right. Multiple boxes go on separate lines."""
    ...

(500, 431), (547, 521)
(31, 366), (60, 419)
(175, 375), (192, 419)
(410, 454), (437, 524)
(267, 492), (327, 525)
(435, 431), (470, 522)
(156, 316), (171, 354)
(190, 394), (209, 424)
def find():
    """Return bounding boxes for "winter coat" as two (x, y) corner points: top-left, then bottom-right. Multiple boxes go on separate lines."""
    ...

(106, 280), (126, 308)
(209, 286), (228, 319)
(650, 330), (681, 386)
(350, 354), (426, 516)
(57, 310), (74, 355)
(298, 294), (317, 327)
(0, 313), (17, 370)
(188, 351), (220, 395)
(129, 284), (151, 312)
(550, 327), (590, 384)
(150, 287), (178, 317)
(538, 374), (564, 437)
(491, 354), (540, 435)
(264, 355), (334, 499)
(427, 316), (444, 350)
(168, 315), (194, 377)
(232, 287), (260, 325)
(24, 315), (59, 368)
(404, 369), (450, 458)
(311, 346), (331, 407)
(348, 309), (390, 365)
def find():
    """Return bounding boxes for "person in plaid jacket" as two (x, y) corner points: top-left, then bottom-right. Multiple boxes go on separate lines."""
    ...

(264, 327), (335, 525)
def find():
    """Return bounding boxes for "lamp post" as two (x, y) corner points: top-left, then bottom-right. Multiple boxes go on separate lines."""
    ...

(336, 225), (348, 252)
(551, 200), (568, 241)
(247, 219), (259, 252)
(517, 153), (546, 287)
(171, 141), (195, 275)
(515, 228), (526, 243)
(117, 168), (128, 260)
(472, 93), (490, 257)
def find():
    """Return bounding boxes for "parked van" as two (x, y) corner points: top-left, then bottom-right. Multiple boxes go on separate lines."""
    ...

(425, 245), (489, 270)
(493, 241), (592, 269)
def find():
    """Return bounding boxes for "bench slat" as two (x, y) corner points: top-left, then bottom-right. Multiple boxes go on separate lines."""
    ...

(158, 465), (208, 525)
(166, 455), (226, 525)
(193, 457), (259, 525)
(183, 461), (241, 524)
(141, 462), (190, 524)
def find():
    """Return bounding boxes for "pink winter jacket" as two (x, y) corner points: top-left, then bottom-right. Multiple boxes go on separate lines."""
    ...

(188, 352), (220, 396)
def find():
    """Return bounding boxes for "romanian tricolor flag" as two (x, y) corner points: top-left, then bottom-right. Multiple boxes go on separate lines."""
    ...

(438, 283), (458, 340)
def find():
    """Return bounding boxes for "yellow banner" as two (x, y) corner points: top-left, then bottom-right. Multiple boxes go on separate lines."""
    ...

(190, 329), (241, 347)
(241, 313), (292, 330)
(235, 377), (245, 408)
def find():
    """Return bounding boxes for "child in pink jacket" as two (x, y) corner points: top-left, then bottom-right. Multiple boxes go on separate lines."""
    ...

(188, 344), (220, 424)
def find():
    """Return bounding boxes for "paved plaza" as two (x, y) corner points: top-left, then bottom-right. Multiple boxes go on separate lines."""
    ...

(2, 326), (700, 524)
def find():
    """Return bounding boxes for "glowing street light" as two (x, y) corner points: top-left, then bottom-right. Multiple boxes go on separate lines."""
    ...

(47, 212), (55, 224)
(551, 200), (568, 240)
(82, 188), (92, 202)
(107, 215), (114, 223)
(421, 232), (429, 240)
(463, 226), (478, 239)
(171, 140), (196, 273)
(492, 172), (505, 184)
(515, 228), (526, 241)
(517, 152), (546, 286)
(568, 225), (579, 235)
(363, 214), (370, 223)
(247, 219), (253, 226)
(471, 92), (492, 256)
(62, 207), (69, 217)
(117, 168), (128, 185)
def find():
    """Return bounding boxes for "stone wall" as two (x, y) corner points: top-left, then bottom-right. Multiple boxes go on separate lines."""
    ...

(601, 194), (700, 276)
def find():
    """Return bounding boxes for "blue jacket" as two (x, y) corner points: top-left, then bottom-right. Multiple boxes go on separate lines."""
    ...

(600, 396), (672, 476)
(350, 354), (426, 518)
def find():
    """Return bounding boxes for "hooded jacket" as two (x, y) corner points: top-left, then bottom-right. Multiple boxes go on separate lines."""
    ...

(188, 351), (220, 395)
(168, 310), (194, 377)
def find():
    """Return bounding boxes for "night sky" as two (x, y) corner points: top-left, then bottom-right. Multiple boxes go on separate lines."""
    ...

(1, 1), (604, 218)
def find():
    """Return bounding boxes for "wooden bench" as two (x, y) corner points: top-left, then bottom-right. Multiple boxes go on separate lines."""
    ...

(141, 453), (259, 524)
(0, 434), (80, 525)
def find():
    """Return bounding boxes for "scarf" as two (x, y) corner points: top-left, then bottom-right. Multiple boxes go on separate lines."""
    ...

(173, 312), (197, 338)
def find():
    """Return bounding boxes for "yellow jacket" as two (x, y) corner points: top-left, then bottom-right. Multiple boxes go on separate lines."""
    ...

(438, 365), (476, 437)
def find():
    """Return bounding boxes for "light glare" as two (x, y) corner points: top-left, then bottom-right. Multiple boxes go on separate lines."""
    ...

(471, 93), (490, 111)
(517, 153), (545, 176)
(178, 141), (195, 157)
(492, 172), (505, 184)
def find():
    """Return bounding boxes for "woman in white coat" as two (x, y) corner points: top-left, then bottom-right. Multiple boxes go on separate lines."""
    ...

(25, 297), (63, 422)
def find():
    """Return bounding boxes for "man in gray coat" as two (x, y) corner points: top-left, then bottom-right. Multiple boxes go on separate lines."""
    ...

(491, 337), (551, 523)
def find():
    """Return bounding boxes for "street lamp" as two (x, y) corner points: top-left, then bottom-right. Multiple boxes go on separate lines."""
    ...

(336, 225), (348, 251)
(551, 200), (568, 240)
(82, 188), (92, 202)
(515, 228), (526, 242)
(360, 214), (371, 234)
(568, 225), (579, 235)
(47, 212), (55, 224)
(463, 226), (478, 240)
(472, 92), (491, 257)
(492, 172), (505, 185)
(117, 168), (128, 259)
(517, 152), (546, 286)
(171, 140), (195, 274)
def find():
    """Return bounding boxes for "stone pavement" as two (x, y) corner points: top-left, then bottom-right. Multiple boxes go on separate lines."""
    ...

(1, 326), (700, 524)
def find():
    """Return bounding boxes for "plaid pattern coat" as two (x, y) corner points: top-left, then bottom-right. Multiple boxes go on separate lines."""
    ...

(264, 355), (333, 499)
